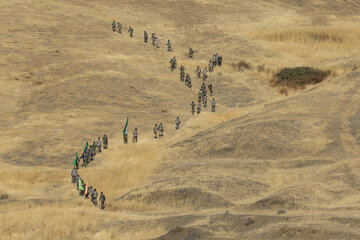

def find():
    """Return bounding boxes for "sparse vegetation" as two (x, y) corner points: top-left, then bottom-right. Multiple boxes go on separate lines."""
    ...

(1, 0), (360, 239)
(257, 64), (265, 73)
(258, 29), (345, 44)
(245, 217), (255, 226)
(271, 67), (330, 92)
(232, 60), (252, 71)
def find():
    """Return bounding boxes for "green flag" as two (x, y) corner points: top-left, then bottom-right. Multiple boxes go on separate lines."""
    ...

(80, 141), (88, 159)
(72, 153), (78, 165)
(78, 178), (84, 191)
(83, 141), (88, 152)
(123, 116), (129, 135)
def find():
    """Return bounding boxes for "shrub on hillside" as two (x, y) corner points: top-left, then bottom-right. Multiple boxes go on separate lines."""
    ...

(271, 67), (330, 92)
(232, 61), (252, 71)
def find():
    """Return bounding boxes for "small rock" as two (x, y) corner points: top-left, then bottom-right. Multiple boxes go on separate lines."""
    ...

(277, 208), (287, 215)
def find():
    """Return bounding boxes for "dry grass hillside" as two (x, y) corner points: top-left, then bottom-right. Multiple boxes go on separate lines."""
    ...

(1, 0), (360, 239)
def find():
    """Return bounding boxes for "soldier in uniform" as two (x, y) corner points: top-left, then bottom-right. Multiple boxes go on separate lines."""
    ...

(118, 22), (122, 33)
(180, 65), (185, 82)
(75, 174), (79, 189)
(203, 67), (207, 80)
(102, 134), (108, 149)
(211, 98), (216, 112)
(97, 137), (102, 153)
(144, 31), (148, 43)
(99, 192), (106, 209)
(169, 58), (173, 71)
(173, 57), (177, 69)
(112, 20), (116, 32)
(185, 74), (191, 88)
(191, 101), (195, 115)
(201, 82), (207, 96)
(187, 76), (192, 88)
(91, 189), (98, 206)
(212, 54), (217, 66)
(123, 132), (128, 144)
(158, 123), (164, 137)
(154, 124), (158, 138)
(88, 186), (93, 199)
(167, 40), (172, 51)
(128, 26), (134, 38)
(188, 47), (194, 58)
(82, 149), (88, 167)
(85, 148), (91, 166)
(195, 66), (201, 79)
(151, 33), (156, 46)
(133, 128), (138, 142)
(156, 37), (160, 48)
(90, 141), (96, 161)
(74, 153), (80, 169)
(208, 84), (213, 96)
(203, 94), (207, 107)
(169, 57), (176, 71)
(175, 117), (181, 130)
(198, 89), (203, 102)
(71, 167), (77, 183)
(201, 82), (206, 91)
(218, 55), (222, 66)
(209, 60), (213, 72)
(197, 101), (201, 114)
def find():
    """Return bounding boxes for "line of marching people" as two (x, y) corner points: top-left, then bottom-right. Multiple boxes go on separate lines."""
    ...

(71, 168), (106, 209)
(69, 21), (222, 209)
(71, 134), (109, 209)
(73, 134), (108, 169)
(170, 52), (220, 116)
(111, 19), (220, 145)
(111, 19), (222, 90)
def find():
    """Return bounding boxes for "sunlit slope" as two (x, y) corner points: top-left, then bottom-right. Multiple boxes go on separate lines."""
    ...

(1, 0), (360, 239)
(116, 70), (360, 207)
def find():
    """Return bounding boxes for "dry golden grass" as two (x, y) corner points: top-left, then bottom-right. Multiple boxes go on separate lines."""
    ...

(254, 27), (360, 47)
(1, 0), (360, 239)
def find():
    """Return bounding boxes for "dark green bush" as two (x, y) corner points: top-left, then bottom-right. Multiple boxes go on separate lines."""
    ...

(273, 67), (330, 90)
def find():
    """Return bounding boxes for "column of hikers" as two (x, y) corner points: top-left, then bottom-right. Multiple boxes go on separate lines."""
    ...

(68, 20), (223, 211)
(71, 168), (106, 210)
(71, 134), (108, 209)
(73, 134), (108, 168)
(111, 19), (221, 144)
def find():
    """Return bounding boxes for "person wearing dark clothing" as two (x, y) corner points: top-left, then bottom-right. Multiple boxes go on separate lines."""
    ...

(102, 134), (108, 149)
(218, 55), (222, 66)
(99, 192), (106, 209)
(91, 189), (98, 206)
(144, 31), (148, 43)
(71, 167), (77, 183)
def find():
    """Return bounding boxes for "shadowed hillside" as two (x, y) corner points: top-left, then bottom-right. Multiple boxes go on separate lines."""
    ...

(1, 0), (360, 239)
